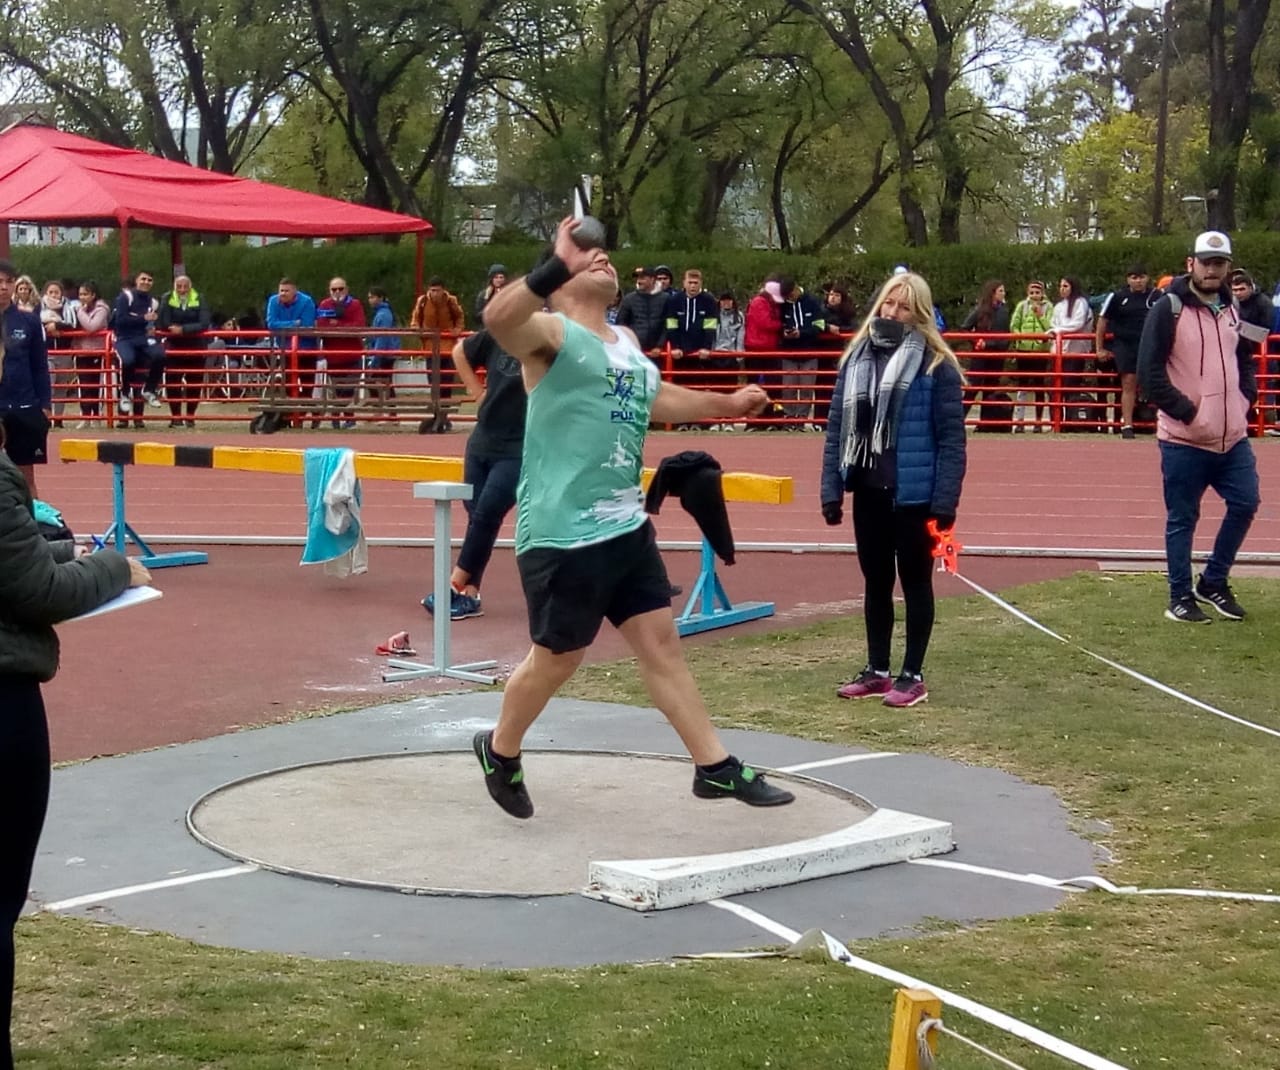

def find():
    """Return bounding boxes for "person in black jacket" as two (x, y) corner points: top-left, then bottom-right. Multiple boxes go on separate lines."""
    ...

(820, 270), (967, 708)
(158, 275), (211, 428)
(615, 266), (667, 354)
(664, 269), (720, 397)
(111, 270), (167, 422)
(0, 262), (51, 498)
(779, 277), (827, 426)
(960, 279), (1011, 416)
(0, 429), (150, 1070)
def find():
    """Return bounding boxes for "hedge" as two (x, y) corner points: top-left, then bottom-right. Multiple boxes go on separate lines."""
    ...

(8, 231), (1278, 329)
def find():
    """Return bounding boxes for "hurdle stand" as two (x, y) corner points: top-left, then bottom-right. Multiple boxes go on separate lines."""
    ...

(60, 439), (471, 570)
(675, 536), (774, 637)
(101, 445), (209, 568)
(382, 481), (498, 685)
(649, 468), (793, 638)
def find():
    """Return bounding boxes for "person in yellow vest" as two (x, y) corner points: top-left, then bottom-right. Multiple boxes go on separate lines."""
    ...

(158, 275), (211, 428)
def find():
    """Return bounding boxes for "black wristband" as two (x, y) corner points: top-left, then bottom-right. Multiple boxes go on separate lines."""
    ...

(526, 255), (573, 299)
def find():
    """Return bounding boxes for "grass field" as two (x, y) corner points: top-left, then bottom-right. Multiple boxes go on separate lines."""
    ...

(13, 570), (1280, 1068)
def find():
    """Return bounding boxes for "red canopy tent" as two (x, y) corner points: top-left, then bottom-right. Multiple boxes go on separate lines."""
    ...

(0, 123), (434, 287)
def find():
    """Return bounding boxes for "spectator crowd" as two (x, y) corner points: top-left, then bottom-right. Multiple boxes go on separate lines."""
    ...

(3, 244), (1280, 445)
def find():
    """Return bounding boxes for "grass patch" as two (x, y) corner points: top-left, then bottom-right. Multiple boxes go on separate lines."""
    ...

(15, 571), (1280, 1068)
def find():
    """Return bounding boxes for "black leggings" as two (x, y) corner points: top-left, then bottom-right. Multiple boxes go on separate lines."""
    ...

(852, 491), (936, 676)
(0, 676), (49, 1070)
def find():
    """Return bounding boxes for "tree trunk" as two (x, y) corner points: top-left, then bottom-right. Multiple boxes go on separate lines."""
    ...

(1205, 0), (1272, 230)
(694, 153), (745, 243)
(787, 0), (929, 245)
(771, 121), (806, 252)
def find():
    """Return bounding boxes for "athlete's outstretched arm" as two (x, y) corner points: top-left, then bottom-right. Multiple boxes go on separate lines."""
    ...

(651, 382), (770, 424)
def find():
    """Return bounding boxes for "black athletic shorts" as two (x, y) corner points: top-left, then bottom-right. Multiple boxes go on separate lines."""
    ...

(1111, 340), (1139, 376)
(517, 521), (672, 654)
(0, 407), (50, 467)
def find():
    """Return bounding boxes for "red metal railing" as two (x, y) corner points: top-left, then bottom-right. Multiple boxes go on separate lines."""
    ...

(44, 327), (1280, 435)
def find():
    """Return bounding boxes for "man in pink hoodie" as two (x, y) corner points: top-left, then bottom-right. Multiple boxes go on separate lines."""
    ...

(1138, 230), (1260, 624)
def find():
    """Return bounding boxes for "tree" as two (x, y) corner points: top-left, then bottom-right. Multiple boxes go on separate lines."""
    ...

(1204, 0), (1273, 229)
(786, 0), (1043, 245)
(0, 0), (301, 171)
(491, 0), (794, 247)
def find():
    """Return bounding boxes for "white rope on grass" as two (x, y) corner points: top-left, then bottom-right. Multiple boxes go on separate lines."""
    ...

(949, 571), (1280, 743)
(909, 858), (1280, 905)
(703, 903), (1130, 1070)
(918, 1016), (1030, 1070)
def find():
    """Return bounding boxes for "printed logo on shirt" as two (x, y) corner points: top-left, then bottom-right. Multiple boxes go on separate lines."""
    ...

(603, 368), (638, 422)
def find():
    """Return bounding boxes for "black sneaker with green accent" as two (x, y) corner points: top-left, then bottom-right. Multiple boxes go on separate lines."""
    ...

(473, 730), (534, 819)
(692, 757), (795, 807)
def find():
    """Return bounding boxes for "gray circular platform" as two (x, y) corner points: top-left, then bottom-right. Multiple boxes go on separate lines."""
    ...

(32, 694), (1104, 967)
(187, 752), (872, 896)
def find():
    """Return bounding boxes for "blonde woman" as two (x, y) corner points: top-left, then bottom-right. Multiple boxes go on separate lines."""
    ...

(12, 275), (38, 313)
(819, 271), (968, 708)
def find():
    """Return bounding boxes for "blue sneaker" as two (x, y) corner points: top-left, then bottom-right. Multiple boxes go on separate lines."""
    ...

(422, 590), (484, 620)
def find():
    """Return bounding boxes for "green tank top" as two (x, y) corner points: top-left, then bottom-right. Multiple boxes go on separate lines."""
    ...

(514, 314), (659, 553)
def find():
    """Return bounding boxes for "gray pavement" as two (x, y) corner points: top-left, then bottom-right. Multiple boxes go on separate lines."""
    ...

(32, 693), (1102, 967)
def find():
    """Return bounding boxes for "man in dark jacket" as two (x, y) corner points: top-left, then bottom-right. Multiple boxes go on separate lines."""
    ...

(112, 270), (167, 421)
(664, 268), (720, 394)
(1138, 230), (1259, 624)
(0, 260), (51, 497)
(615, 265), (666, 353)
(778, 277), (827, 426)
(158, 274), (211, 428)
(1230, 269), (1276, 435)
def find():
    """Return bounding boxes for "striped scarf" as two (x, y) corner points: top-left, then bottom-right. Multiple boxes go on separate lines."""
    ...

(840, 329), (926, 471)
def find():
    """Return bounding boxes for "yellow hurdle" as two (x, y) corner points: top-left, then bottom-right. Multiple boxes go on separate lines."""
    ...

(59, 440), (792, 505)
(58, 439), (792, 632)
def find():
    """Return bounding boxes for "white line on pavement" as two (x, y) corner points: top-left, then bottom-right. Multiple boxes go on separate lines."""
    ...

(42, 864), (258, 913)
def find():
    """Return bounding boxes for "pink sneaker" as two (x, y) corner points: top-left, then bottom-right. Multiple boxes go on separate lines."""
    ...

(836, 668), (892, 700)
(882, 673), (928, 708)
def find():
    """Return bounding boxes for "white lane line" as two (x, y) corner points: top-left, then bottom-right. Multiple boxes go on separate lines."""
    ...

(42, 864), (258, 912)
(775, 752), (898, 774)
(706, 900), (1128, 1070)
(706, 899), (802, 942)
(908, 857), (1073, 889)
(952, 572), (1280, 742)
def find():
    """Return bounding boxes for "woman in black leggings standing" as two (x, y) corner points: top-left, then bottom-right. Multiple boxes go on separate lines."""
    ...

(820, 271), (967, 708)
(0, 422), (148, 1069)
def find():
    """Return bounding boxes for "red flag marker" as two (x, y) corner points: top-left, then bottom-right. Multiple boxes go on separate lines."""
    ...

(926, 519), (962, 575)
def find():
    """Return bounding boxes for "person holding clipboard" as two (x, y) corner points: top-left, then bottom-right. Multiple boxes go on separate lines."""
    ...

(0, 417), (151, 1068)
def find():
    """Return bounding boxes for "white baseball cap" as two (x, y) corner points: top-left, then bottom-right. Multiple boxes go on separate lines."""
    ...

(763, 281), (784, 304)
(1192, 230), (1232, 260)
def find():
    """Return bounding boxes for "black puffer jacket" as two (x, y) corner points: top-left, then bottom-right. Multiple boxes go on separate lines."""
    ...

(616, 290), (668, 350)
(0, 454), (131, 681)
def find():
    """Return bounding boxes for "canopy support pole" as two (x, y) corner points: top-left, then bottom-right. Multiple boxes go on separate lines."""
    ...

(119, 221), (131, 280)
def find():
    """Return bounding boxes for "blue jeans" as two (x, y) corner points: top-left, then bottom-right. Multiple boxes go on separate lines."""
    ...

(457, 452), (520, 588)
(1159, 438), (1260, 599)
(114, 336), (166, 395)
